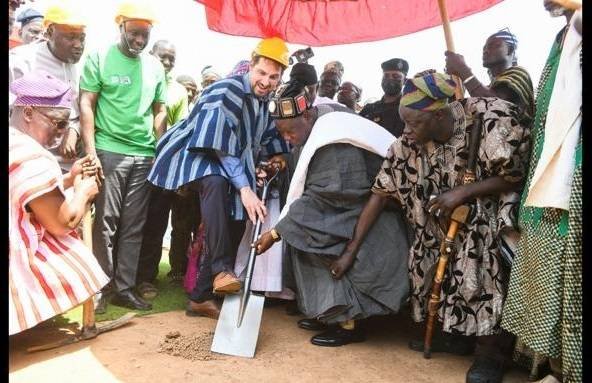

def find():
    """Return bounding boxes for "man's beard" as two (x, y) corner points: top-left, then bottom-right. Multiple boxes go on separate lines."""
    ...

(382, 80), (402, 96)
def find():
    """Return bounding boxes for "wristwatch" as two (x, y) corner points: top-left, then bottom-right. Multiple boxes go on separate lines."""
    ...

(270, 228), (281, 241)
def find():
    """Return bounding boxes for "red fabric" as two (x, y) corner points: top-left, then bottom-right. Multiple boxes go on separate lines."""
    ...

(195, 0), (503, 46)
(9, 38), (22, 50)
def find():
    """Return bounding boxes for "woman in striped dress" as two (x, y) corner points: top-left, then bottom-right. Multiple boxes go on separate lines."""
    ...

(9, 71), (109, 335)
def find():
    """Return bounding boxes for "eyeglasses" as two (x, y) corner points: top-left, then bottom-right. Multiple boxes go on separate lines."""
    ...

(32, 107), (69, 130)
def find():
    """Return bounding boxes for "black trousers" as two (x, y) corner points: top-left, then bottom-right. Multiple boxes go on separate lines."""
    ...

(187, 175), (245, 302)
(136, 185), (200, 285)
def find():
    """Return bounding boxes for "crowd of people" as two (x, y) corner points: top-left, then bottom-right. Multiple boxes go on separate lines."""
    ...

(8, 1), (582, 383)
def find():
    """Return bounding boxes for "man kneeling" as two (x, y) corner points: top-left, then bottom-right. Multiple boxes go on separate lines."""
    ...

(254, 79), (410, 347)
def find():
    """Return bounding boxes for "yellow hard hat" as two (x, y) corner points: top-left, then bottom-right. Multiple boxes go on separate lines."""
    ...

(43, 3), (87, 28)
(253, 37), (290, 68)
(115, 1), (157, 25)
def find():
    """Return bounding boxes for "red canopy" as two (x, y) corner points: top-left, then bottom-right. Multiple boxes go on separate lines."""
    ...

(196, 0), (503, 46)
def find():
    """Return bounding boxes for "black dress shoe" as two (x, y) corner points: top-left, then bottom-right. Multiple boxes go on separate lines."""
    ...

(466, 356), (505, 383)
(310, 327), (365, 347)
(409, 333), (476, 356)
(298, 318), (328, 331)
(111, 290), (153, 311)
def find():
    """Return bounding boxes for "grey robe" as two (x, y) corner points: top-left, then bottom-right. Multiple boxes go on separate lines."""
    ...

(276, 143), (410, 324)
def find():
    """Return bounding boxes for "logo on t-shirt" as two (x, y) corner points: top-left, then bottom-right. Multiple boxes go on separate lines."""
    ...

(110, 75), (132, 85)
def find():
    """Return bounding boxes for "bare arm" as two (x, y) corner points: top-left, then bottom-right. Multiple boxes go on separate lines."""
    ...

(79, 90), (99, 156)
(27, 176), (99, 237)
(152, 102), (167, 140)
(444, 51), (497, 98)
(79, 90), (104, 184)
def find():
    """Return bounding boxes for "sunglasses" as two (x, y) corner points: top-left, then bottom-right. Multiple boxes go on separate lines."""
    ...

(32, 107), (69, 130)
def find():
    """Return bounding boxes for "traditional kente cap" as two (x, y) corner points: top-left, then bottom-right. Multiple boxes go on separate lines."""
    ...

(269, 79), (313, 120)
(10, 70), (73, 109)
(289, 63), (318, 86)
(381, 58), (409, 75)
(17, 8), (43, 26)
(400, 72), (456, 111)
(227, 60), (250, 77)
(488, 28), (518, 50)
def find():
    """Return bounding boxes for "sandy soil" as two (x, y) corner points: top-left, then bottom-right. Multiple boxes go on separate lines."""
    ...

(9, 305), (529, 383)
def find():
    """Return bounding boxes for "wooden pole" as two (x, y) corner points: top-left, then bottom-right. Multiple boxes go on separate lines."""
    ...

(437, 0), (464, 100)
(80, 210), (98, 339)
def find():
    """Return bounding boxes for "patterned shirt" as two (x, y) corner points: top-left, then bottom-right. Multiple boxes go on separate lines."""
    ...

(148, 73), (289, 220)
(372, 98), (531, 336)
(490, 66), (534, 126)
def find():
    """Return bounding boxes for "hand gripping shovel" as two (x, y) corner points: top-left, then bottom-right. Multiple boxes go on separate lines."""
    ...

(211, 167), (280, 358)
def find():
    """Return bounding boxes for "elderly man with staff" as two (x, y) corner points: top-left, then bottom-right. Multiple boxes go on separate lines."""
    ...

(339, 71), (531, 383)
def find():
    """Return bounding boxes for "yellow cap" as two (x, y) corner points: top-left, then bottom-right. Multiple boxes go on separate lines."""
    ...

(115, 1), (157, 25)
(252, 37), (289, 68)
(43, 2), (87, 28)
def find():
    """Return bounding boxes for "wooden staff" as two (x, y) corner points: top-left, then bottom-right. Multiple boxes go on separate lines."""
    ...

(423, 205), (470, 359)
(437, 0), (465, 100)
(423, 117), (483, 358)
(80, 209), (98, 339)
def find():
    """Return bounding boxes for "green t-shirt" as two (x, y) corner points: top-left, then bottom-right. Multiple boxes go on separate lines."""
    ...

(166, 75), (189, 127)
(80, 45), (167, 157)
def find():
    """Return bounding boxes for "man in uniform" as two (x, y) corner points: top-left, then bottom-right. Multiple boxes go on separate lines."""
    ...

(359, 58), (408, 138)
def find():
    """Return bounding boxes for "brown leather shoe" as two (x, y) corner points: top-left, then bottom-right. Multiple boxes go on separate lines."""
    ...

(185, 299), (220, 319)
(213, 271), (241, 294)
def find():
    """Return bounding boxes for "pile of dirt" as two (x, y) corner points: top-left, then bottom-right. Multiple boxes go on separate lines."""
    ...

(157, 330), (217, 361)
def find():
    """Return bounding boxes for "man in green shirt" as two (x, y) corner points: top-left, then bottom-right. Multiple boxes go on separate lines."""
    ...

(79, 2), (167, 312)
(149, 39), (188, 126)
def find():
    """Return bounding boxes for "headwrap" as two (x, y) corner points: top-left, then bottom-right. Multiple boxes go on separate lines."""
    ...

(268, 79), (313, 119)
(400, 72), (456, 111)
(488, 28), (518, 50)
(289, 63), (318, 86)
(10, 70), (73, 108)
(381, 58), (409, 75)
(17, 8), (43, 27)
(227, 60), (250, 77)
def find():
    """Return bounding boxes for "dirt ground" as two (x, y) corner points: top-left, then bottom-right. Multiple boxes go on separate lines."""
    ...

(9, 305), (529, 383)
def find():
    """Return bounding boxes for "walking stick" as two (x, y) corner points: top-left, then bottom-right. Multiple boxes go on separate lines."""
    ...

(423, 117), (483, 359)
(80, 211), (98, 339)
(423, 205), (470, 359)
(437, 0), (465, 100)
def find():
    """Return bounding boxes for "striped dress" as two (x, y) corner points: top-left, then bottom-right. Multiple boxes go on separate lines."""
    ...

(147, 73), (289, 221)
(9, 127), (109, 335)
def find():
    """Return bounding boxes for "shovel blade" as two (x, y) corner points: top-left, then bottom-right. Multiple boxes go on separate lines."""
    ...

(211, 293), (265, 358)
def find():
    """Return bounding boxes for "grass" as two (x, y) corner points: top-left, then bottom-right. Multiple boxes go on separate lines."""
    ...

(59, 250), (188, 324)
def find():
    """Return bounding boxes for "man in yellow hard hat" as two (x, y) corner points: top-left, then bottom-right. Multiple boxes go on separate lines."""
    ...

(9, 1), (87, 171)
(145, 37), (290, 319)
(79, 1), (167, 313)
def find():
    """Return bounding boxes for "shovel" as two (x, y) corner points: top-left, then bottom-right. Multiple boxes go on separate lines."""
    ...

(211, 166), (280, 358)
